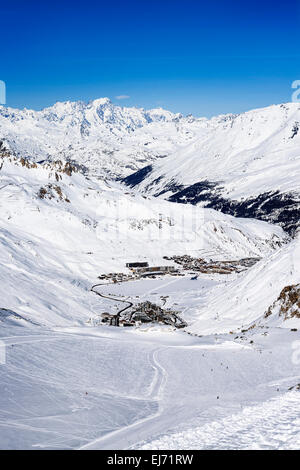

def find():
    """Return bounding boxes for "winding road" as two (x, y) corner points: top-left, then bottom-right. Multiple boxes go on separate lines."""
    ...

(91, 282), (133, 320)
(77, 282), (171, 449)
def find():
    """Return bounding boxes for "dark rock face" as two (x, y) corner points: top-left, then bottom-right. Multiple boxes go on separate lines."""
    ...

(122, 166), (300, 236)
(122, 165), (153, 187)
(265, 284), (300, 320)
(155, 178), (185, 196)
(167, 180), (219, 200)
(168, 183), (300, 236)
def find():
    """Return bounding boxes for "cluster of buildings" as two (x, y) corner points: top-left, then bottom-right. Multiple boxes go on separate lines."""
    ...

(97, 260), (187, 329)
(97, 261), (179, 284)
(101, 300), (187, 329)
(162, 255), (260, 274)
(125, 262), (177, 277)
(98, 272), (135, 283)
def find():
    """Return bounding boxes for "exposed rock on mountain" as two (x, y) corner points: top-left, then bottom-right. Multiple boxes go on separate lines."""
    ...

(122, 102), (300, 235)
(265, 284), (300, 321)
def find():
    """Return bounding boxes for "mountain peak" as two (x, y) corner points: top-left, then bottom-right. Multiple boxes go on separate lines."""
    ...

(89, 97), (112, 107)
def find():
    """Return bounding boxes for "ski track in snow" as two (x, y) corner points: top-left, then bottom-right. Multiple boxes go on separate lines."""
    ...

(79, 347), (168, 450)
(1, 321), (300, 449)
(139, 392), (300, 450)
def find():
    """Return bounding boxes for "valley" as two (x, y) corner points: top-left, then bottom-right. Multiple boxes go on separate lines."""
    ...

(0, 99), (299, 449)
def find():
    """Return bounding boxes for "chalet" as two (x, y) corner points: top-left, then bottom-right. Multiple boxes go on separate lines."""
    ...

(101, 312), (111, 320)
(101, 312), (119, 326)
(131, 311), (152, 323)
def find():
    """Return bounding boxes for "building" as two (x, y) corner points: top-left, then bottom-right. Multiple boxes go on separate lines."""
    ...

(126, 262), (149, 269)
(138, 266), (176, 275)
(101, 312), (119, 326)
(145, 266), (176, 273)
(126, 262), (176, 275)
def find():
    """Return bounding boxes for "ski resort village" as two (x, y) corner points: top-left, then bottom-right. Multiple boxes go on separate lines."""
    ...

(0, 98), (299, 450)
(94, 258), (264, 329)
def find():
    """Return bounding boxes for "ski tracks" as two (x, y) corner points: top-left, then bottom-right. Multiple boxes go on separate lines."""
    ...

(139, 391), (300, 450)
(78, 347), (168, 450)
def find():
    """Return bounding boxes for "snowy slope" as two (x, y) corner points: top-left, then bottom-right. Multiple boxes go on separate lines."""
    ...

(139, 390), (300, 450)
(0, 150), (287, 327)
(129, 102), (300, 198)
(1, 321), (299, 450)
(188, 235), (300, 335)
(1, 99), (299, 233)
(0, 99), (206, 179)
(1, 99), (299, 195)
(123, 102), (300, 234)
(0, 104), (300, 449)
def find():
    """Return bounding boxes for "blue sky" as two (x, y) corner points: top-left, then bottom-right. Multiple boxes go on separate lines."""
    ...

(1, 0), (299, 116)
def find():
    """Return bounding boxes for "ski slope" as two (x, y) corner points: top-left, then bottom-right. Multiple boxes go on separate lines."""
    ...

(139, 391), (300, 450)
(0, 101), (299, 450)
(188, 236), (300, 335)
(1, 323), (299, 450)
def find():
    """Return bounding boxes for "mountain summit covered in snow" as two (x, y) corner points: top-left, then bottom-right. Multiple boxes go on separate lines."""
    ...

(1, 99), (299, 234)
(0, 98), (195, 179)
(122, 102), (300, 235)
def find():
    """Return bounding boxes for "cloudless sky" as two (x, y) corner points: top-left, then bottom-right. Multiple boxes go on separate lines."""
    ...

(1, 0), (300, 116)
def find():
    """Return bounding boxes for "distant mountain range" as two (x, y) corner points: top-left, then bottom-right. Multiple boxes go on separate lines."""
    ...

(0, 97), (199, 179)
(1, 98), (298, 234)
(122, 102), (300, 235)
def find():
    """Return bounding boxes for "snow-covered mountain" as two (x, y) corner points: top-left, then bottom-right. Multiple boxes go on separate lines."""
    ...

(123, 102), (300, 235)
(0, 98), (204, 179)
(188, 235), (300, 335)
(0, 100), (300, 450)
(0, 99), (298, 329)
(1, 98), (299, 234)
(0, 149), (286, 327)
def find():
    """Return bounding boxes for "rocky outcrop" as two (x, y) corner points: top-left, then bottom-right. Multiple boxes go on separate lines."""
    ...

(168, 183), (300, 236)
(265, 284), (300, 320)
